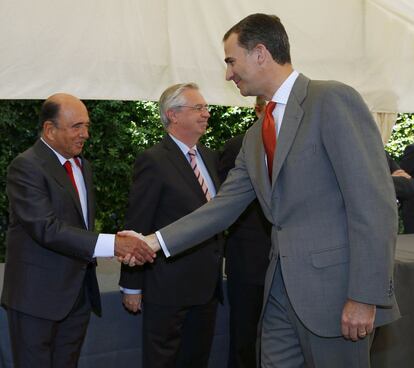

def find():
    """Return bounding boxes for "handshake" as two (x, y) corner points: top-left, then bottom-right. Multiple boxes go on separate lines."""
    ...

(114, 230), (161, 266)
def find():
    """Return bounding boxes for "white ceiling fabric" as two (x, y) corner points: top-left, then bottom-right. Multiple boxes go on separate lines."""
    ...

(0, 0), (413, 112)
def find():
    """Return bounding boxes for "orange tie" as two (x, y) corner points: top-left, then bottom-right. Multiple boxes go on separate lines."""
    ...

(262, 101), (277, 180)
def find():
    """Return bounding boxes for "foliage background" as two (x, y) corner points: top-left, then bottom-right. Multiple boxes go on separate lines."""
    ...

(0, 100), (256, 261)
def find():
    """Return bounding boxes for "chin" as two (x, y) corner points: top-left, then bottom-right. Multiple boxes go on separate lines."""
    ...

(239, 89), (252, 97)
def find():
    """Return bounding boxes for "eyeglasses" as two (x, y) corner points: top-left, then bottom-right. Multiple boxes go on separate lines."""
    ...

(176, 104), (210, 112)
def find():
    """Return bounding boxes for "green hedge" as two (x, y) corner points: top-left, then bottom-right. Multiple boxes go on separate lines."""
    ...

(0, 100), (256, 261)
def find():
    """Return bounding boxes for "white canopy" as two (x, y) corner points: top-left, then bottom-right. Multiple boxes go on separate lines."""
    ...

(0, 0), (413, 112)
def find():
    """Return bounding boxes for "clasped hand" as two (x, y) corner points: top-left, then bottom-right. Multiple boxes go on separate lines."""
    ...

(115, 230), (156, 266)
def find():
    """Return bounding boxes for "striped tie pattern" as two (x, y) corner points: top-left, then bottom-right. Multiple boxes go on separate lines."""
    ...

(188, 148), (211, 201)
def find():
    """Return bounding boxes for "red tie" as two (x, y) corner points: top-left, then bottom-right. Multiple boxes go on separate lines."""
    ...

(262, 101), (277, 180)
(63, 158), (81, 197)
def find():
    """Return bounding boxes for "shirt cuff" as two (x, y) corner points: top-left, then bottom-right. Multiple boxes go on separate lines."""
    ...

(120, 287), (142, 294)
(155, 231), (171, 258)
(93, 233), (115, 258)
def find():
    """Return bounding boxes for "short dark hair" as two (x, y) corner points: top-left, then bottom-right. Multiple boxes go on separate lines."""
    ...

(223, 13), (291, 65)
(39, 99), (60, 130)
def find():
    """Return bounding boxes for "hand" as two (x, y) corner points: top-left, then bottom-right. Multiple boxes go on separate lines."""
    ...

(392, 169), (411, 178)
(115, 231), (156, 266)
(144, 233), (161, 252)
(117, 231), (161, 267)
(341, 299), (376, 341)
(122, 293), (142, 313)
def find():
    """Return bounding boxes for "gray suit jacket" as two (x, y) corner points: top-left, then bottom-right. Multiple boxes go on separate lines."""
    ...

(160, 74), (399, 337)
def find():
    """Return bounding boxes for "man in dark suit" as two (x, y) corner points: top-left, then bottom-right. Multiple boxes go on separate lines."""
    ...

(1, 93), (155, 368)
(386, 152), (414, 202)
(219, 133), (271, 368)
(131, 14), (399, 368)
(397, 143), (414, 232)
(119, 83), (223, 368)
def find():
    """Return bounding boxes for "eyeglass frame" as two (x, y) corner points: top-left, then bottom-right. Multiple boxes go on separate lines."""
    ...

(174, 104), (210, 113)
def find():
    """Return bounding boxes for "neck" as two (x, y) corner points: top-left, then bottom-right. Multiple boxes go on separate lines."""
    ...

(168, 131), (199, 149)
(262, 63), (294, 100)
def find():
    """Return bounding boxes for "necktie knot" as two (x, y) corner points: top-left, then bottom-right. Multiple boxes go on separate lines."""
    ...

(64, 158), (81, 170)
(188, 148), (196, 157)
(63, 160), (72, 171)
(266, 101), (277, 115)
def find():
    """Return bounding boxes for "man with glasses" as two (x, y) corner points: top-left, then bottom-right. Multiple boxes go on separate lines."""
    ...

(119, 83), (224, 368)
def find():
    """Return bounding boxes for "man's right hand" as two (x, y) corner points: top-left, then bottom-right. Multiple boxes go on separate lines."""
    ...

(392, 169), (411, 178)
(122, 293), (143, 313)
(115, 233), (156, 265)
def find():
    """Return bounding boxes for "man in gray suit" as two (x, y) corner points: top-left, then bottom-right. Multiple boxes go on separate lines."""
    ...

(121, 13), (399, 367)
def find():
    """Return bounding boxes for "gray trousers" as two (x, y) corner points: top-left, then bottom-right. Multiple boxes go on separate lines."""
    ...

(261, 263), (372, 368)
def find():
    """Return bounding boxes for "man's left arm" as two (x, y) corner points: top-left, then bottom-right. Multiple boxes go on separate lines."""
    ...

(321, 84), (398, 340)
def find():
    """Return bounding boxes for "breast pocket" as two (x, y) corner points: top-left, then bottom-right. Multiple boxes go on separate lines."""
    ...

(286, 144), (317, 165)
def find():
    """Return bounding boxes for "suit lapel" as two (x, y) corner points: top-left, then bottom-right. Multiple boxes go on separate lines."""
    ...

(250, 122), (273, 212)
(162, 135), (208, 202)
(198, 145), (220, 191)
(272, 74), (309, 187)
(34, 140), (85, 224)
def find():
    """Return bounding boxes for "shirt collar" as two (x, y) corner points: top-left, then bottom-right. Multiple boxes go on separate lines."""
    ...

(40, 137), (80, 166)
(271, 70), (299, 105)
(169, 134), (197, 157)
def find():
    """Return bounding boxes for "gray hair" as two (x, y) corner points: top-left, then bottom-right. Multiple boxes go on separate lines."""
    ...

(159, 83), (199, 128)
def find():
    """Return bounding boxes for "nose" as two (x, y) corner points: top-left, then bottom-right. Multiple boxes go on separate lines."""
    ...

(80, 125), (89, 139)
(225, 66), (233, 81)
(202, 109), (210, 118)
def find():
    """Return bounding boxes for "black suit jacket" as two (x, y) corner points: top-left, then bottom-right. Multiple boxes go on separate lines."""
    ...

(386, 152), (414, 201)
(219, 134), (271, 285)
(1, 139), (101, 320)
(397, 144), (414, 233)
(119, 135), (223, 306)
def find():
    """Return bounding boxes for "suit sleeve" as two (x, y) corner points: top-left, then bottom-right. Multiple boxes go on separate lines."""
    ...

(392, 177), (414, 201)
(160, 137), (256, 257)
(119, 152), (162, 289)
(6, 155), (98, 262)
(399, 144), (414, 175)
(320, 85), (398, 306)
(218, 135), (243, 182)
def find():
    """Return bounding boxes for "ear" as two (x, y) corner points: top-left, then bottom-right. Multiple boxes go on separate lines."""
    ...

(254, 44), (268, 65)
(166, 109), (178, 125)
(42, 121), (56, 141)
